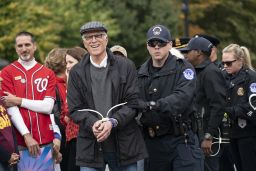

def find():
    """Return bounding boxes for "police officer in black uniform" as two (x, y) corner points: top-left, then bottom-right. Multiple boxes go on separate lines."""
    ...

(193, 34), (221, 68)
(184, 37), (227, 171)
(137, 24), (204, 171)
(222, 44), (256, 171)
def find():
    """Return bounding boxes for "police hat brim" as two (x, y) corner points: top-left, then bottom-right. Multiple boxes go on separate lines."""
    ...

(147, 37), (170, 43)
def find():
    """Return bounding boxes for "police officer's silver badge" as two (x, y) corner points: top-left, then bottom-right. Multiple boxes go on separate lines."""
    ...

(238, 118), (247, 128)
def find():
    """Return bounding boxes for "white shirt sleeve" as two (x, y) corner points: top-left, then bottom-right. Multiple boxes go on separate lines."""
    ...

(20, 97), (55, 114)
(7, 106), (30, 136)
(50, 114), (61, 136)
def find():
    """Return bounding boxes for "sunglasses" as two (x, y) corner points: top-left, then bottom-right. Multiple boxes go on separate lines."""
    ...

(222, 59), (237, 67)
(147, 40), (168, 48)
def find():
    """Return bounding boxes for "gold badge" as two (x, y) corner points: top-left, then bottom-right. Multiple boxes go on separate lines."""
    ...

(148, 127), (155, 138)
(237, 87), (244, 96)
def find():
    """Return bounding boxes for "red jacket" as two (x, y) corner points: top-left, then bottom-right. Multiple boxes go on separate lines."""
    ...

(1, 61), (56, 146)
(57, 77), (79, 142)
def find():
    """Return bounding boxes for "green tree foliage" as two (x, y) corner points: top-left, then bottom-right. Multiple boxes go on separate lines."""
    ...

(0, 0), (117, 63)
(102, 0), (182, 66)
(190, 0), (256, 62)
(0, 0), (60, 62)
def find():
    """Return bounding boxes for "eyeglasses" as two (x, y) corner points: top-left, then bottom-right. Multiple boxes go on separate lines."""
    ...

(147, 40), (168, 48)
(222, 59), (237, 67)
(82, 33), (105, 41)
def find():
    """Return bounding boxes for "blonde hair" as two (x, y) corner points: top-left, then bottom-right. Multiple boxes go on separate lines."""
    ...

(222, 44), (254, 70)
(45, 48), (67, 74)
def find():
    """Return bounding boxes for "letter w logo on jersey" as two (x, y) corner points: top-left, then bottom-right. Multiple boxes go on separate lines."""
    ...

(34, 78), (48, 92)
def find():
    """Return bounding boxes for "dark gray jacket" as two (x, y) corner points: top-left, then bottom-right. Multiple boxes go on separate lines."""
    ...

(67, 49), (147, 168)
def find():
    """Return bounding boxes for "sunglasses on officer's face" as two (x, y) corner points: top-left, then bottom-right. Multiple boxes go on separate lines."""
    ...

(147, 40), (168, 48)
(221, 59), (237, 67)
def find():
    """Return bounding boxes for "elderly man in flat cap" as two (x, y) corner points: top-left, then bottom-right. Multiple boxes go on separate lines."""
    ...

(67, 21), (147, 171)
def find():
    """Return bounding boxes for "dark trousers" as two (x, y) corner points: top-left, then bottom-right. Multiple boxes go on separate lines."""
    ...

(204, 143), (220, 171)
(65, 138), (80, 171)
(0, 162), (15, 171)
(144, 131), (204, 171)
(219, 144), (235, 171)
(230, 137), (256, 171)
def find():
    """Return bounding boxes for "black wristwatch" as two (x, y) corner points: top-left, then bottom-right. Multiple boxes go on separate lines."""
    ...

(204, 133), (213, 140)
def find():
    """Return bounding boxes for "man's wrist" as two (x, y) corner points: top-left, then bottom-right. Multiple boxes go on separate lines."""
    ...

(54, 132), (61, 140)
(23, 133), (31, 138)
(109, 118), (118, 127)
(17, 97), (22, 106)
(204, 133), (213, 140)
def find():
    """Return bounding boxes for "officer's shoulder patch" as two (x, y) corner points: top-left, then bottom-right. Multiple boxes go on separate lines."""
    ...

(250, 83), (256, 93)
(183, 68), (194, 80)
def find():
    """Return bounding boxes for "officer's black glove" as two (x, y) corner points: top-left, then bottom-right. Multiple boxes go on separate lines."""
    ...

(224, 107), (236, 120)
(137, 100), (159, 112)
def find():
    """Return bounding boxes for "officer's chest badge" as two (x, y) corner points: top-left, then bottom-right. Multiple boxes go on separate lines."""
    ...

(237, 87), (244, 96)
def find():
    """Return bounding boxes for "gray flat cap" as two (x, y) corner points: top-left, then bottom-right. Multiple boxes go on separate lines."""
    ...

(80, 21), (107, 35)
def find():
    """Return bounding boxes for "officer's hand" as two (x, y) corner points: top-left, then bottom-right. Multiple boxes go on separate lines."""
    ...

(137, 100), (149, 111)
(201, 139), (213, 156)
(96, 121), (112, 142)
(23, 133), (41, 157)
(137, 100), (158, 111)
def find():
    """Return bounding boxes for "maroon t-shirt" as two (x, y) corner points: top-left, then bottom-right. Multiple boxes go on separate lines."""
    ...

(0, 99), (16, 162)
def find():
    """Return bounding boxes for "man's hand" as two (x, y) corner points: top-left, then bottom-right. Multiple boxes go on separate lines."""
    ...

(23, 133), (40, 157)
(53, 138), (61, 153)
(53, 138), (62, 163)
(96, 121), (112, 142)
(201, 139), (213, 156)
(2, 91), (22, 107)
(8, 153), (20, 166)
(92, 120), (103, 137)
(64, 116), (70, 124)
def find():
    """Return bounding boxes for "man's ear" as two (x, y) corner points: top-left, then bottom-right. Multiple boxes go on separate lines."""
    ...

(169, 41), (173, 47)
(34, 43), (37, 51)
